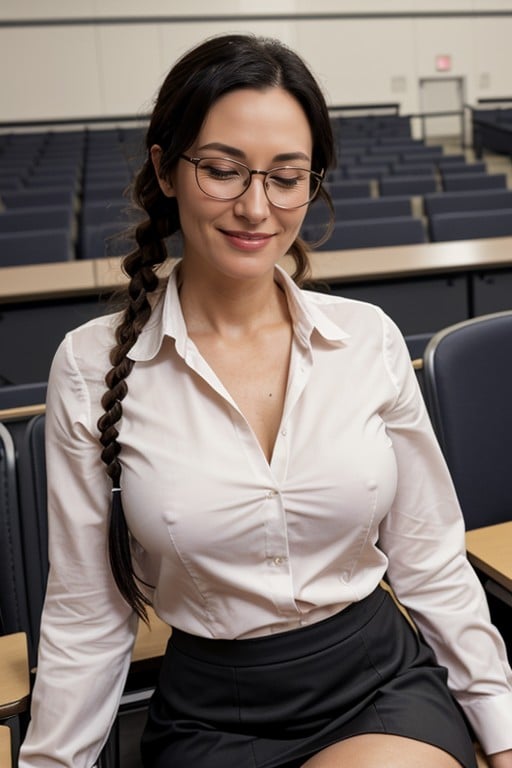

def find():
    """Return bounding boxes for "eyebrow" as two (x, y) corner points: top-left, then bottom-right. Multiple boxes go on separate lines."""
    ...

(196, 142), (311, 164)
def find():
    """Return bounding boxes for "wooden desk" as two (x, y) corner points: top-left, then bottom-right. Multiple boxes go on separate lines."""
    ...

(0, 725), (11, 768)
(132, 607), (171, 665)
(0, 633), (30, 719)
(2, 235), (512, 303)
(466, 520), (512, 594)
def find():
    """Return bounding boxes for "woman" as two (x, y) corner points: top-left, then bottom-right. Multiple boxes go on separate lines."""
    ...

(19, 34), (512, 768)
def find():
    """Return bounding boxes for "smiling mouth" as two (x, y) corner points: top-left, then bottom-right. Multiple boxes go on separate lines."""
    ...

(220, 229), (274, 241)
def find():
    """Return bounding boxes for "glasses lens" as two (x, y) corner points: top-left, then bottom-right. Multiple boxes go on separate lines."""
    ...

(194, 158), (321, 208)
(265, 168), (320, 209)
(195, 158), (250, 200)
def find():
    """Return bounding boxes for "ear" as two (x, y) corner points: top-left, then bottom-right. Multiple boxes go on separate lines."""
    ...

(150, 144), (175, 197)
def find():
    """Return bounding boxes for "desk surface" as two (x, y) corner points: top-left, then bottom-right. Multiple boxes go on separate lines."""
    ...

(132, 607), (171, 664)
(0, 632), (30, 718)
(2, 235), (512, 303)
(465, 520), (512, 593)
(0, 725), (11, 767)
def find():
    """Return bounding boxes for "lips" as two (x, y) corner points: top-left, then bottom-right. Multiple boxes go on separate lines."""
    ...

(219, 228), (275, 251)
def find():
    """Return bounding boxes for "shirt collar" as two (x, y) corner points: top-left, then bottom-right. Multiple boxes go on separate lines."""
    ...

(128, 261), (350, 363)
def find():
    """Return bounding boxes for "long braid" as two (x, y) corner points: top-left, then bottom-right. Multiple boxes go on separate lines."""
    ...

(94, 34), (335, 620)
(97, 161), (176, 621)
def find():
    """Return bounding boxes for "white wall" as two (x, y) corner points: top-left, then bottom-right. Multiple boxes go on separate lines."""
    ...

(1, 1), (512, 123)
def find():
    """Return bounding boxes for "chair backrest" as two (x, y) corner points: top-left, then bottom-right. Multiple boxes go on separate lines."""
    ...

(0, 383), (47, 410)
(0, 412), (47, 666)
(324, 179), (372, 199)
(16, 414), (48, 656)
(0, 187), (75, 209)
(313, 215), (426, 250)
(0, 205), (74, 233)
(423, 188), (512, 217)
(379, 175), (437, 196)
(0, 229), (73, 267)
(345, 165), (389, 180)
(423, 311), (512, 530)
(334, 196), (412, 221)
(429, 208), (512, 242)
(391, 163), (435, 176)
(0, 423), (30, 638)
(440, 162), (486, 177)
(442, 172), (507, 191)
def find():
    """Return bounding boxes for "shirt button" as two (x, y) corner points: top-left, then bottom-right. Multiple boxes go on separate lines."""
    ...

(266, 490), (278, 499)
(281, 427), (287, 436)
(273, 556), (286, 566)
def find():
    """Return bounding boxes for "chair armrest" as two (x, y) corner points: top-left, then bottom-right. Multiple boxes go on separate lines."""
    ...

(0, 633), (30, 719)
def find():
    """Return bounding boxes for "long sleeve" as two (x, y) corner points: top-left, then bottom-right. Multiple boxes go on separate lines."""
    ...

(377, 313), (512, 755)
(18, 329), (139, 767)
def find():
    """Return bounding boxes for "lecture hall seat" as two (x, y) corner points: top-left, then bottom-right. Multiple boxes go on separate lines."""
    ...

(429, 208), (512, 242)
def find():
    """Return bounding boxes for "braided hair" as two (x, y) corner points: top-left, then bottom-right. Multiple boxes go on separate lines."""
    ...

(97, 33), (336, 620)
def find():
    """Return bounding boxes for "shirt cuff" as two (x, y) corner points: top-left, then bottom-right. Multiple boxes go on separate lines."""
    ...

(464, 692), (512, 754)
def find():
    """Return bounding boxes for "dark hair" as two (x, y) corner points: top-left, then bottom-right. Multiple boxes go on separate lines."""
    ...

(97, 33), (336, 620)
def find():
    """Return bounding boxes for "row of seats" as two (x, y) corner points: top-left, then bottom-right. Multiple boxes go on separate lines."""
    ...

(1, 124), (511, 265)
(303, 119), (512, 250)
(302, 187), (512, 250)
(0, 127), (144, 266)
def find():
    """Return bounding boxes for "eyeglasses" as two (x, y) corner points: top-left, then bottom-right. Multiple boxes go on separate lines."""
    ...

(180, 154), (324, 210)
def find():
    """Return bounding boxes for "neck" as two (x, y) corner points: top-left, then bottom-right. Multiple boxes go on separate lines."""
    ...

(178, 265), (288, 338)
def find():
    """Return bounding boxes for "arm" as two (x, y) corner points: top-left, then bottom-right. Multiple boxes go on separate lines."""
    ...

(376, 312), (512, 758)
(19, 330), (139, 767)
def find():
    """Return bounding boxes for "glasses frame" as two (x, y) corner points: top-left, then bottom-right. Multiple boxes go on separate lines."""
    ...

(180, 154), (324, 210)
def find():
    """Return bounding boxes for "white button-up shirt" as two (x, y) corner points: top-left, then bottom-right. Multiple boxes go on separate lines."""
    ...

(19, 264), (512, 766)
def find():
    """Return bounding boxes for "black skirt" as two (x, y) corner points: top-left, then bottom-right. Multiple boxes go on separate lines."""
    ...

(140, 587), (477, 768)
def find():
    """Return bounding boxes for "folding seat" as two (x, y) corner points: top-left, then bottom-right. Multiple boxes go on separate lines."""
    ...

(442, 173), (507, 192)
(391, 163), (435, 176)
(333, 195), (412, 221)
(359, 153), (398, 165)
(24, 172), (78, 190)
(379, 175), (437, 196)
(0, 229), (74, 266)
(435, 155), (466, 169)
(345, 165), (389, 180)
(440, 162), (486, 179)
(0, 205), (74, 234)
(401, 147), (444, 162)
(302, 195), (414, 237)
(83, 182), (130, 203)
(324, 179), (372, 199)
(0, 382), (47, 409)
(429, 208), (512, 242)
(81, 199), (129, 227)
(0, 177), (24, 191)
(312, 215), (426, 251)
(0, 187), (75, 210)
(423, 310), (512, 530)
(377, 137), (424, 148)
(423, 189), (512, 218)
(80, 221), (132, 260)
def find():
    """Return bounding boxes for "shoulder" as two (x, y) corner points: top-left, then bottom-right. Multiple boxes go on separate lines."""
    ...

(301, 286), (397, 338)
(47, 311), (122, 429)
(53, 311), (121, 381)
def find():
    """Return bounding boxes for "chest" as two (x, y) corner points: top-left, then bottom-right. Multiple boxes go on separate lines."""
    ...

(190, 325), (293, 464)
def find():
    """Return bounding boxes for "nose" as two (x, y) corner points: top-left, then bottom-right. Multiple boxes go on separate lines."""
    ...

(233, 173), (270, 223)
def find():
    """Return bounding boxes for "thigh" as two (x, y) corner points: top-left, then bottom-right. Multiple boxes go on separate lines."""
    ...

(301, 734), (463, 768)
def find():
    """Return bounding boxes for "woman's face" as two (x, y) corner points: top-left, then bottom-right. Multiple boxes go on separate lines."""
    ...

(152, 86), (314, 284)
